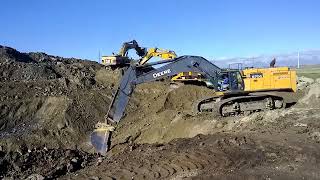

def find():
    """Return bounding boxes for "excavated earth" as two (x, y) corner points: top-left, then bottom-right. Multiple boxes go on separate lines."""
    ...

(1, 45), (320, 179)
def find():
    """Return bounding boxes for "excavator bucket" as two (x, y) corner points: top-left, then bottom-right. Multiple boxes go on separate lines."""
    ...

(90, 122), (115, 154)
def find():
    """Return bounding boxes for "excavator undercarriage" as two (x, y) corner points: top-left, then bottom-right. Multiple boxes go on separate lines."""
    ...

(197, 93), (286, 117)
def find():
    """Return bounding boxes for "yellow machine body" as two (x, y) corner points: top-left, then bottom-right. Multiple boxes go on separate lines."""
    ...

(171, 72), (203, 81)
(171, 67), (297, 93)
(242, 67), (297, 92)
(101, 56), (131, 66)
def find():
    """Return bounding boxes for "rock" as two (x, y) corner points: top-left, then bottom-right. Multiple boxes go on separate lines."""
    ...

(90, 176), (100, 180)
(310, 131), (320, 141)
(297, 76), (315, 90)
(96, 157), (103, 166)
(12, 163), (21, 172)
(71, 158), (78, 163)
(299, 76), (315, 84)
(294, 123), (308, 127)
(25, 174), (45, 180)
(2, 177), (14, 180)
(67, 162), (74, 172)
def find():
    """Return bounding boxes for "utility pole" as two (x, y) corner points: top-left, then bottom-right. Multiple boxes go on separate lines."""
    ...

(297, 51), (300, 69)
(98, 50), (101, 62)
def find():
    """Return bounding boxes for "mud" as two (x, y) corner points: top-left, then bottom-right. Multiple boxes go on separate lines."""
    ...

(1, 45), (320, 179)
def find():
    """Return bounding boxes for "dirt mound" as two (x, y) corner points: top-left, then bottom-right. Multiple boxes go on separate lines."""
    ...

(0, 46), (113, 152)
(111, 83), (217, 147)
(297, 76), (315, 90)
(299, 83), (320, 106)
(298, 78), (320, 106)
(0, 46), (34, 63)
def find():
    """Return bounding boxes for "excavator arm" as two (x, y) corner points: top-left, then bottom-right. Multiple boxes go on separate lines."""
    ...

(118, 40), (146, 57)
(101, 40), (147, 66)
(138, 48), (177, 65)
(91, 56), (221, 153)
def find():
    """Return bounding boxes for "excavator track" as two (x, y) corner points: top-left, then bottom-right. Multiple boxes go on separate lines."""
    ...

(197, 94), (286, 117)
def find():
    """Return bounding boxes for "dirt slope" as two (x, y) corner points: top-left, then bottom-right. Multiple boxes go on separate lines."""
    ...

(0, 46), (116, 152)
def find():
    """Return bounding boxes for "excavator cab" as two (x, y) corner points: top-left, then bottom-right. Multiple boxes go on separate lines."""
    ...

(217, 70), (244, 92)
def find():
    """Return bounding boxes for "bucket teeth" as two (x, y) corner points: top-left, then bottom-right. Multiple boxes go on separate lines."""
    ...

(95, 122), (115, 131)
(91, 122), (114, 154)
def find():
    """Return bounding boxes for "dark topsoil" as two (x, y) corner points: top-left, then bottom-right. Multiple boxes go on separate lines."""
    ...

(0, 45), (112, 179)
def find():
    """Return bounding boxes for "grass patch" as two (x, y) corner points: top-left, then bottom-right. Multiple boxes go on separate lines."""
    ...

(296, 67), (320, 79)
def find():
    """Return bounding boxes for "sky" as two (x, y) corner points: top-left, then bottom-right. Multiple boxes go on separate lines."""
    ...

(1, 0), (320, 61)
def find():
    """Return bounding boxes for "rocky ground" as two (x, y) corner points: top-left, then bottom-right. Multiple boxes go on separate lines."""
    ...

(0, 45), (320, 179)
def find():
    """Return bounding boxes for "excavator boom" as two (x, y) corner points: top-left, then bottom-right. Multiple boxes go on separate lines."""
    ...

(107, 56), (221, 123)
(138, 48), (177, 65)
(118, 40), (146, 57)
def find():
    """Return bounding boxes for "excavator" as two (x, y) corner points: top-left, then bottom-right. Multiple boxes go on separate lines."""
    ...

(101, 40), (177, 66)
(91, 55), (297, 154)
(101, 40), (146, 66)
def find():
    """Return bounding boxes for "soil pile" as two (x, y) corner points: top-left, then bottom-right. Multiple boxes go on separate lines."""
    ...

(112, 83), (218, 147)
(0, 46), (116, 152)
(298, 78), (320, 106)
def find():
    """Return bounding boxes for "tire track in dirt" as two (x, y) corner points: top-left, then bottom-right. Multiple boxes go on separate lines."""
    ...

(64, 134), (282, 179)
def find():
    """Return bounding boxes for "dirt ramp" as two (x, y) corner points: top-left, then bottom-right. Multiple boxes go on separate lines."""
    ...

(112, 83), (218, 146)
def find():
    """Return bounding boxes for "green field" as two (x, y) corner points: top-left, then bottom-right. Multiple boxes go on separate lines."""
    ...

(296, 65), (320, 79)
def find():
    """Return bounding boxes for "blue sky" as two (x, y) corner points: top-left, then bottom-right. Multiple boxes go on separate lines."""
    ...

(1, 0), (319, 61)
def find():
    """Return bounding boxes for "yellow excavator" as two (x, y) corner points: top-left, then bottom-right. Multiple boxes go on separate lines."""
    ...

(101, 40), (177, 66)
(101, 40), (145, 66)
(91, 55), (297, 154)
